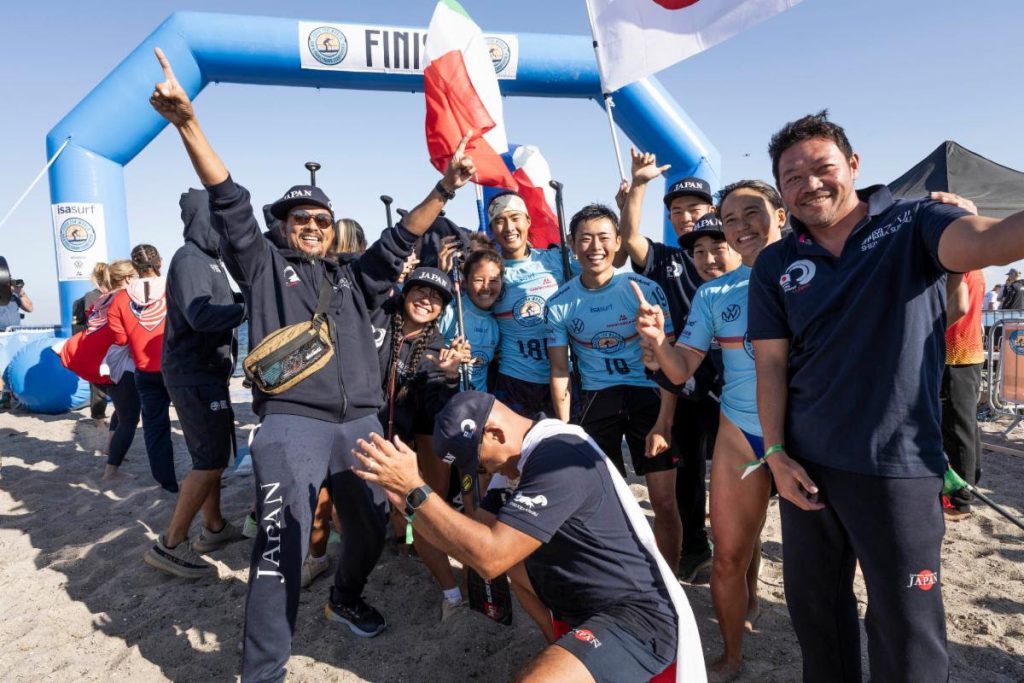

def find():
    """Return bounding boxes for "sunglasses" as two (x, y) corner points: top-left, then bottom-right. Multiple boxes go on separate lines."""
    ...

(289, 210), (334, 230)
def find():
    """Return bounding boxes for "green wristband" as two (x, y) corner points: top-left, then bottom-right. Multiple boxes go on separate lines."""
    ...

(764, 444), (786, 458)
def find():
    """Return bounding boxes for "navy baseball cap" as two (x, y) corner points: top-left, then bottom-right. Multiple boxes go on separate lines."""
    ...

(433, 391), (496, 475)
(678, 214), (725, 251)
(403, 267), (454, 305)
(663, 176), (713, 208)
(269, 185), (334, 220)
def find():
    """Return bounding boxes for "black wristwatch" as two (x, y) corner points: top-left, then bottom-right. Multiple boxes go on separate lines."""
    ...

(434, 181), (456, 202)
(404, 484), (433, 517)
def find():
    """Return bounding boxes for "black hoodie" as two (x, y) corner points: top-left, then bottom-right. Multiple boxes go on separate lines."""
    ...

(162, 188), (247, 387)
(207, 177), (415, 423)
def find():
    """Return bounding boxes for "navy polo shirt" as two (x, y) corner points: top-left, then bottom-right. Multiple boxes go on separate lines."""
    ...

(496, 432), (677, 659)
(748, 186), (969, 477)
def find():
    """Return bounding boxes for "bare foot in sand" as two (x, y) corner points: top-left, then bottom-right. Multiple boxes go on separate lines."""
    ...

(102, 465), (135, 481)
(745, 598), (762, 633)
(709, 656), (743, 682)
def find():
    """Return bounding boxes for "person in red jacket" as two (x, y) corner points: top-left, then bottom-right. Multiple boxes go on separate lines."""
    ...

(108, 245), (177, 492)
(59, 259), (142, 481)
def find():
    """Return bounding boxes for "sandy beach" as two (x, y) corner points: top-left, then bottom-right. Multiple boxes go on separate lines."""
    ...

(1, 379), (1022, 682)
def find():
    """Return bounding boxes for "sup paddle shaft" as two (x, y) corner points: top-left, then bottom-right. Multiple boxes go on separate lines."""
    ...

(380, 195), (394, 229)
(305, 162), (321, 187)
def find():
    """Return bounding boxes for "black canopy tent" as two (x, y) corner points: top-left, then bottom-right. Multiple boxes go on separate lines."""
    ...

(888, 141), (1024, 219)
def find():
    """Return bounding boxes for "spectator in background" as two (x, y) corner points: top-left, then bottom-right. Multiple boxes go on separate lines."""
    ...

(144, 189), (248, 579)
(1000, 269), (1024, 309)
(336, 217), (367, 256)
(942, 269), (985, 521)
(72, 263), (111, 424)
(108, 244), (177, 493)
(0, 277), (33, 330)
(985, 283), (1001, 311)
(0, 271), (34, 408)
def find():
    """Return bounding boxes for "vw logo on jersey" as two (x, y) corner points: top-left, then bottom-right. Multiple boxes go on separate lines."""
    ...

(570, 318), (585, 334)
(513, 295), (546, 327)
(743, 331), (755, 359)
(721, 304), (741, 322)
(592, 331), (625, 354)
(780, 260), (816, 293)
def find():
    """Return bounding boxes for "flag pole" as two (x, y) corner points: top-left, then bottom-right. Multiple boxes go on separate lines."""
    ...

(584, 0), (627, 182)
(474, 181), (487, 232)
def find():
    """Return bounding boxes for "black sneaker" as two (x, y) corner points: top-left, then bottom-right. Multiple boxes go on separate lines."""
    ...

(678, 543), (713, 583)
(325, 596), (387, 638)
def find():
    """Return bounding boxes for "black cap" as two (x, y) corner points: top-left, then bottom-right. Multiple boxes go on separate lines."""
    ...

(269, 185), (334, 220)
(403, 267), (454, 305)
(663, 176), (713, 208)
(677, 214), (725, 251)
(433, 391), (496, 476)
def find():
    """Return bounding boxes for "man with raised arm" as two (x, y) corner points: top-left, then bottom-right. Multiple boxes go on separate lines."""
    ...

(617, 149), (718, 581)
(149, 48), (476, 683)
(748, 110), (1022, 682)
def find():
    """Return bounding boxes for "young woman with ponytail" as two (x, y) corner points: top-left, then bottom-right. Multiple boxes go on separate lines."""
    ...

(107, 245), (177, 492)
(59, 260), (142, 481)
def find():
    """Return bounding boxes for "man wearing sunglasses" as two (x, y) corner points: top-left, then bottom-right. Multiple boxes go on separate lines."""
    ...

(149, 48), (476, 683)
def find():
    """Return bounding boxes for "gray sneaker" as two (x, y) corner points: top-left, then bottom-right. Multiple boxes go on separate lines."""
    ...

(144, 537), (215, 579)
(192, 521), (244, 554)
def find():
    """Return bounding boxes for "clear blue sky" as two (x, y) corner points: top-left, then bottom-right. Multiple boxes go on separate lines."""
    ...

(2, 0), (1023, 322)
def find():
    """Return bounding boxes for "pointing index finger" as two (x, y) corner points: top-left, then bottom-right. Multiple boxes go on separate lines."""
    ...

(154, 47), (176, 81)
(630, 280), (651, 308)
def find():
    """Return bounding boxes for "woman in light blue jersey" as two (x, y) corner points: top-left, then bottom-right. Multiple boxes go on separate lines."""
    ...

(636, 180), (786, 680)
(439, 248), (502, 393)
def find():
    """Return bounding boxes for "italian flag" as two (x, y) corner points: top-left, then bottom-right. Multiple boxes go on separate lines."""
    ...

(424, 0), (518, 189)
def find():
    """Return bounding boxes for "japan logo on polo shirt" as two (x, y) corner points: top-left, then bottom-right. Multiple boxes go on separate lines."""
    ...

(780, 260), (816, 294)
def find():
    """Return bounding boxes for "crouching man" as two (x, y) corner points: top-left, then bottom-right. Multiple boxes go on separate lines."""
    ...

(353, 391), (705, 683)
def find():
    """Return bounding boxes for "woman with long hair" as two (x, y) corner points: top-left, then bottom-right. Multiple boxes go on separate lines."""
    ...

(59, 259), (142, 481)
(637, 180), (786, 679)
(108, 244), (177, 492)
(374, 266), (469, 621)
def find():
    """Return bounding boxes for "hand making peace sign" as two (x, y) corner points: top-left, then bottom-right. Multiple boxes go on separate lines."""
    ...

(441, 130), (478, 193)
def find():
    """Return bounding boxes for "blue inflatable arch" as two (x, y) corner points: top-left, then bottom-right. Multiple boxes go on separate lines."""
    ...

(46, 11), (720, 333)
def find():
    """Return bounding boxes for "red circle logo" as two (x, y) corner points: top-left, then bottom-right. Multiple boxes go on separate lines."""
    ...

(653, 0), (701, 8)
(574, 629), (595, 642)
(916, 569), (937, 591)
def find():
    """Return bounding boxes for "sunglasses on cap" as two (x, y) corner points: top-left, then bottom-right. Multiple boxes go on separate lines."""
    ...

(289, 210), (334, 230)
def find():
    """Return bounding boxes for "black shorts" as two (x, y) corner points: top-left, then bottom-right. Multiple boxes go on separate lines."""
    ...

(576, 385), (679, 476)
(167, 383), (235, 470)
(555, 612), (673, 683)
(494, 373), (552, 418)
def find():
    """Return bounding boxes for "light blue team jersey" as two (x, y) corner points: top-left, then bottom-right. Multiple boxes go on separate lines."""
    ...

(493, 248), (580, 384)
(545, 273), (673, 391)
(678, 265), (760, 436)
(439, 294), (500, 393)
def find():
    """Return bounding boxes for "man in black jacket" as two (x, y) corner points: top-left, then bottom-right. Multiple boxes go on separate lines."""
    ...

(150, 48), (477, 683)
(144, 189), (247, 579)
